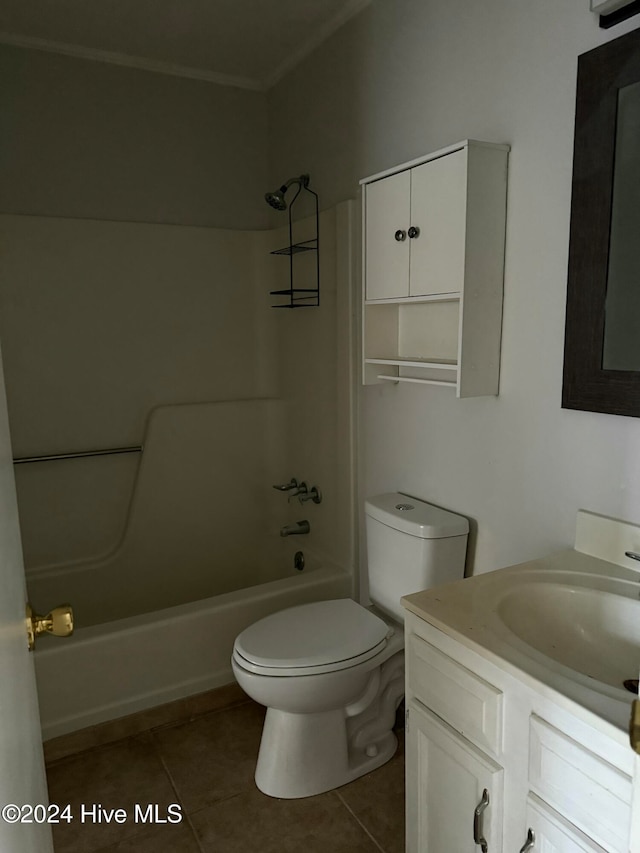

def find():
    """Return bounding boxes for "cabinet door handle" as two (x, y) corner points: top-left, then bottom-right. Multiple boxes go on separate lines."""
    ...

(473, 788), (490, 853)
(519, 828), (535, 852)
(408, 226), (420, 239)
(394, 229), (407, 241)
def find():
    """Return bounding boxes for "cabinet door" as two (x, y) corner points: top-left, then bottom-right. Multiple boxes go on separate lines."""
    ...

(365, 169), (411, 300)
(406, 701), (503, 853)
(520, 796), (607, 852)
(409, 148), (467, 296)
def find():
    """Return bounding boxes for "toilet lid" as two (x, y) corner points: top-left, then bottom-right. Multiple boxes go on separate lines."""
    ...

(233, 599), (390, 672)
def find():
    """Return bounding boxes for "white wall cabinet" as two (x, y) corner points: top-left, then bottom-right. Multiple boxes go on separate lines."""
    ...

(361, 140), (509, 395)
(365, 149), (466, 301)
(404, 612), (634, 853)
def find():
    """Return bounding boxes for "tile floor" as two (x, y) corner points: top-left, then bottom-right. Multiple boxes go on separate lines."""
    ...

(46, 699), (405, 853)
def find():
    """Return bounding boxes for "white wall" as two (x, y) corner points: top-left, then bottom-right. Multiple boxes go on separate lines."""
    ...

(0, 45), (268, 229)
(268, 0), (640, 575)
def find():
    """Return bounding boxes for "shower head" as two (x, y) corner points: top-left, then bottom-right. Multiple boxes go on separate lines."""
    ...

(265, 174), (310, 210)
(265, 187), (288, 211)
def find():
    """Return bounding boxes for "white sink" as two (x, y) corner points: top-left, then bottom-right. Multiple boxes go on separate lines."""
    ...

(402, 517), (640, 731)
(494, 578), (640, 692)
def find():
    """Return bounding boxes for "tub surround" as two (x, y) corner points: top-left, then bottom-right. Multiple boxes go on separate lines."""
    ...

(27, 400), (291, 627)
(3, 202), (357, 602)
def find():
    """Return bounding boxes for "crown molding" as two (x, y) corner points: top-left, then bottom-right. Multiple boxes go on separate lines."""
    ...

(0, 31), (264, 91)
(264, 0), (372, 89)
(0, 0), (372, 92)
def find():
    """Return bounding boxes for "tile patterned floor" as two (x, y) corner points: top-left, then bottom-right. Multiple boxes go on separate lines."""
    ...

(46, 699), (405, 853)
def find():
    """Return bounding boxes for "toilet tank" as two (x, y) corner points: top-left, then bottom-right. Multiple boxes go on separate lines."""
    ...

(365, 493), (469, 621)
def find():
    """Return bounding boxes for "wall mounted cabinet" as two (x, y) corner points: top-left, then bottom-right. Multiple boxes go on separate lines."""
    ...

(360, 140), (509, 395)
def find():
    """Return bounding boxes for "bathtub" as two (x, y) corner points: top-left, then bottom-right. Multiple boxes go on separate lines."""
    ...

(34, 560), (351, 740)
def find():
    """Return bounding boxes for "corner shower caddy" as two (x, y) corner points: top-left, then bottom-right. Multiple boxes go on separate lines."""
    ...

(270, 178), (320, 308)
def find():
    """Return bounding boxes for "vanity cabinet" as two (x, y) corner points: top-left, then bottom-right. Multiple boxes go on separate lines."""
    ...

(361, 140), (509, 395)
(406, 701), (503, 853)
(403, 611), (634, 853)
(524, 796), (607, 852)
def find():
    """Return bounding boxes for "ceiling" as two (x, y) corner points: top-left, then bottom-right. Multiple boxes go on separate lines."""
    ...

(0, 0), (370, 90)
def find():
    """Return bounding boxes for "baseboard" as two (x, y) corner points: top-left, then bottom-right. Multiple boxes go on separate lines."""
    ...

(43, 678), (247, 764)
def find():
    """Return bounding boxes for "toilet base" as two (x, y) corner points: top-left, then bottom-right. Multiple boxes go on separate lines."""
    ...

(255, 707), (398, 799)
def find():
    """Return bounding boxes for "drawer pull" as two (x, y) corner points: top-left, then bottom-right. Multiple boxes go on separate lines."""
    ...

(473, 788), (490, 853)
(519, 828), (535, 852)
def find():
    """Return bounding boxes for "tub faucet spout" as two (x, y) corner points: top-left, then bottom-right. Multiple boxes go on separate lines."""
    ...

(280, 520), (310, 537)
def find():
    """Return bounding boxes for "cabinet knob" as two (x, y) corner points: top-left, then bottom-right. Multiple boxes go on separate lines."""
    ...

(408, 226), (421, 239)
(394, 229), (407, 242)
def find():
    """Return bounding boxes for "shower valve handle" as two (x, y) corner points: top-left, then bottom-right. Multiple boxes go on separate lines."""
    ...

(273, 478), (299, 492)
(299, 486), (322, 505)
(288, 482), (308, 502)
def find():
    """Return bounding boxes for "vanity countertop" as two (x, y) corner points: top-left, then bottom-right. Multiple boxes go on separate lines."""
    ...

(402, 547), (640, 741)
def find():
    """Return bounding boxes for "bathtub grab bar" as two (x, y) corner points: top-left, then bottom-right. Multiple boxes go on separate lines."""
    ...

(13, 445), (143, 464)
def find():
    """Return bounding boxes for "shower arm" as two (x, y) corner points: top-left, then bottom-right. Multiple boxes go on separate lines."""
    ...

(280, 175), (309, 194)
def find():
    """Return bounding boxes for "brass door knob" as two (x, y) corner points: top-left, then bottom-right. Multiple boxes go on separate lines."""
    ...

(26, 603), (74, 651)
(629, 699), (640, 754)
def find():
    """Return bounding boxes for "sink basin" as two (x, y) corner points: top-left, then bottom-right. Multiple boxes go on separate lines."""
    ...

(403, 539), (640, 730)
(494, 578), (640, 692)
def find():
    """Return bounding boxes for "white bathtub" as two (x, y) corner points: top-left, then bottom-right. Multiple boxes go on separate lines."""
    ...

(35, 562), (351, 740)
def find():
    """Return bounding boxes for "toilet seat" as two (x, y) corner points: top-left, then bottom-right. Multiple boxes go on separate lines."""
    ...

(233, 598), (391, 677)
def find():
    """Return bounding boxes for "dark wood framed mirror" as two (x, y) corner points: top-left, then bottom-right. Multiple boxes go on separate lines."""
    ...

(562, 26), (640, 417)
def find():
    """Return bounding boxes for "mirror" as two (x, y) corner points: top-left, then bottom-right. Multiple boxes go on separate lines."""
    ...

(602, 79), (640, 371)
(562, 27), (640, 417)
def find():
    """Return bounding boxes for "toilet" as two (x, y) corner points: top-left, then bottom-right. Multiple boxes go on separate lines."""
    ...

(232, 492), (469, 799)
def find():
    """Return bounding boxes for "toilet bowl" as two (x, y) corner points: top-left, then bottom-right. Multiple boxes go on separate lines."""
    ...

(232, 598), (404, 798)
(232, 493), (469, 799)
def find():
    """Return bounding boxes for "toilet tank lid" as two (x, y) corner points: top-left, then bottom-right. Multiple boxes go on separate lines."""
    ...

(365, 493), (469, 539)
